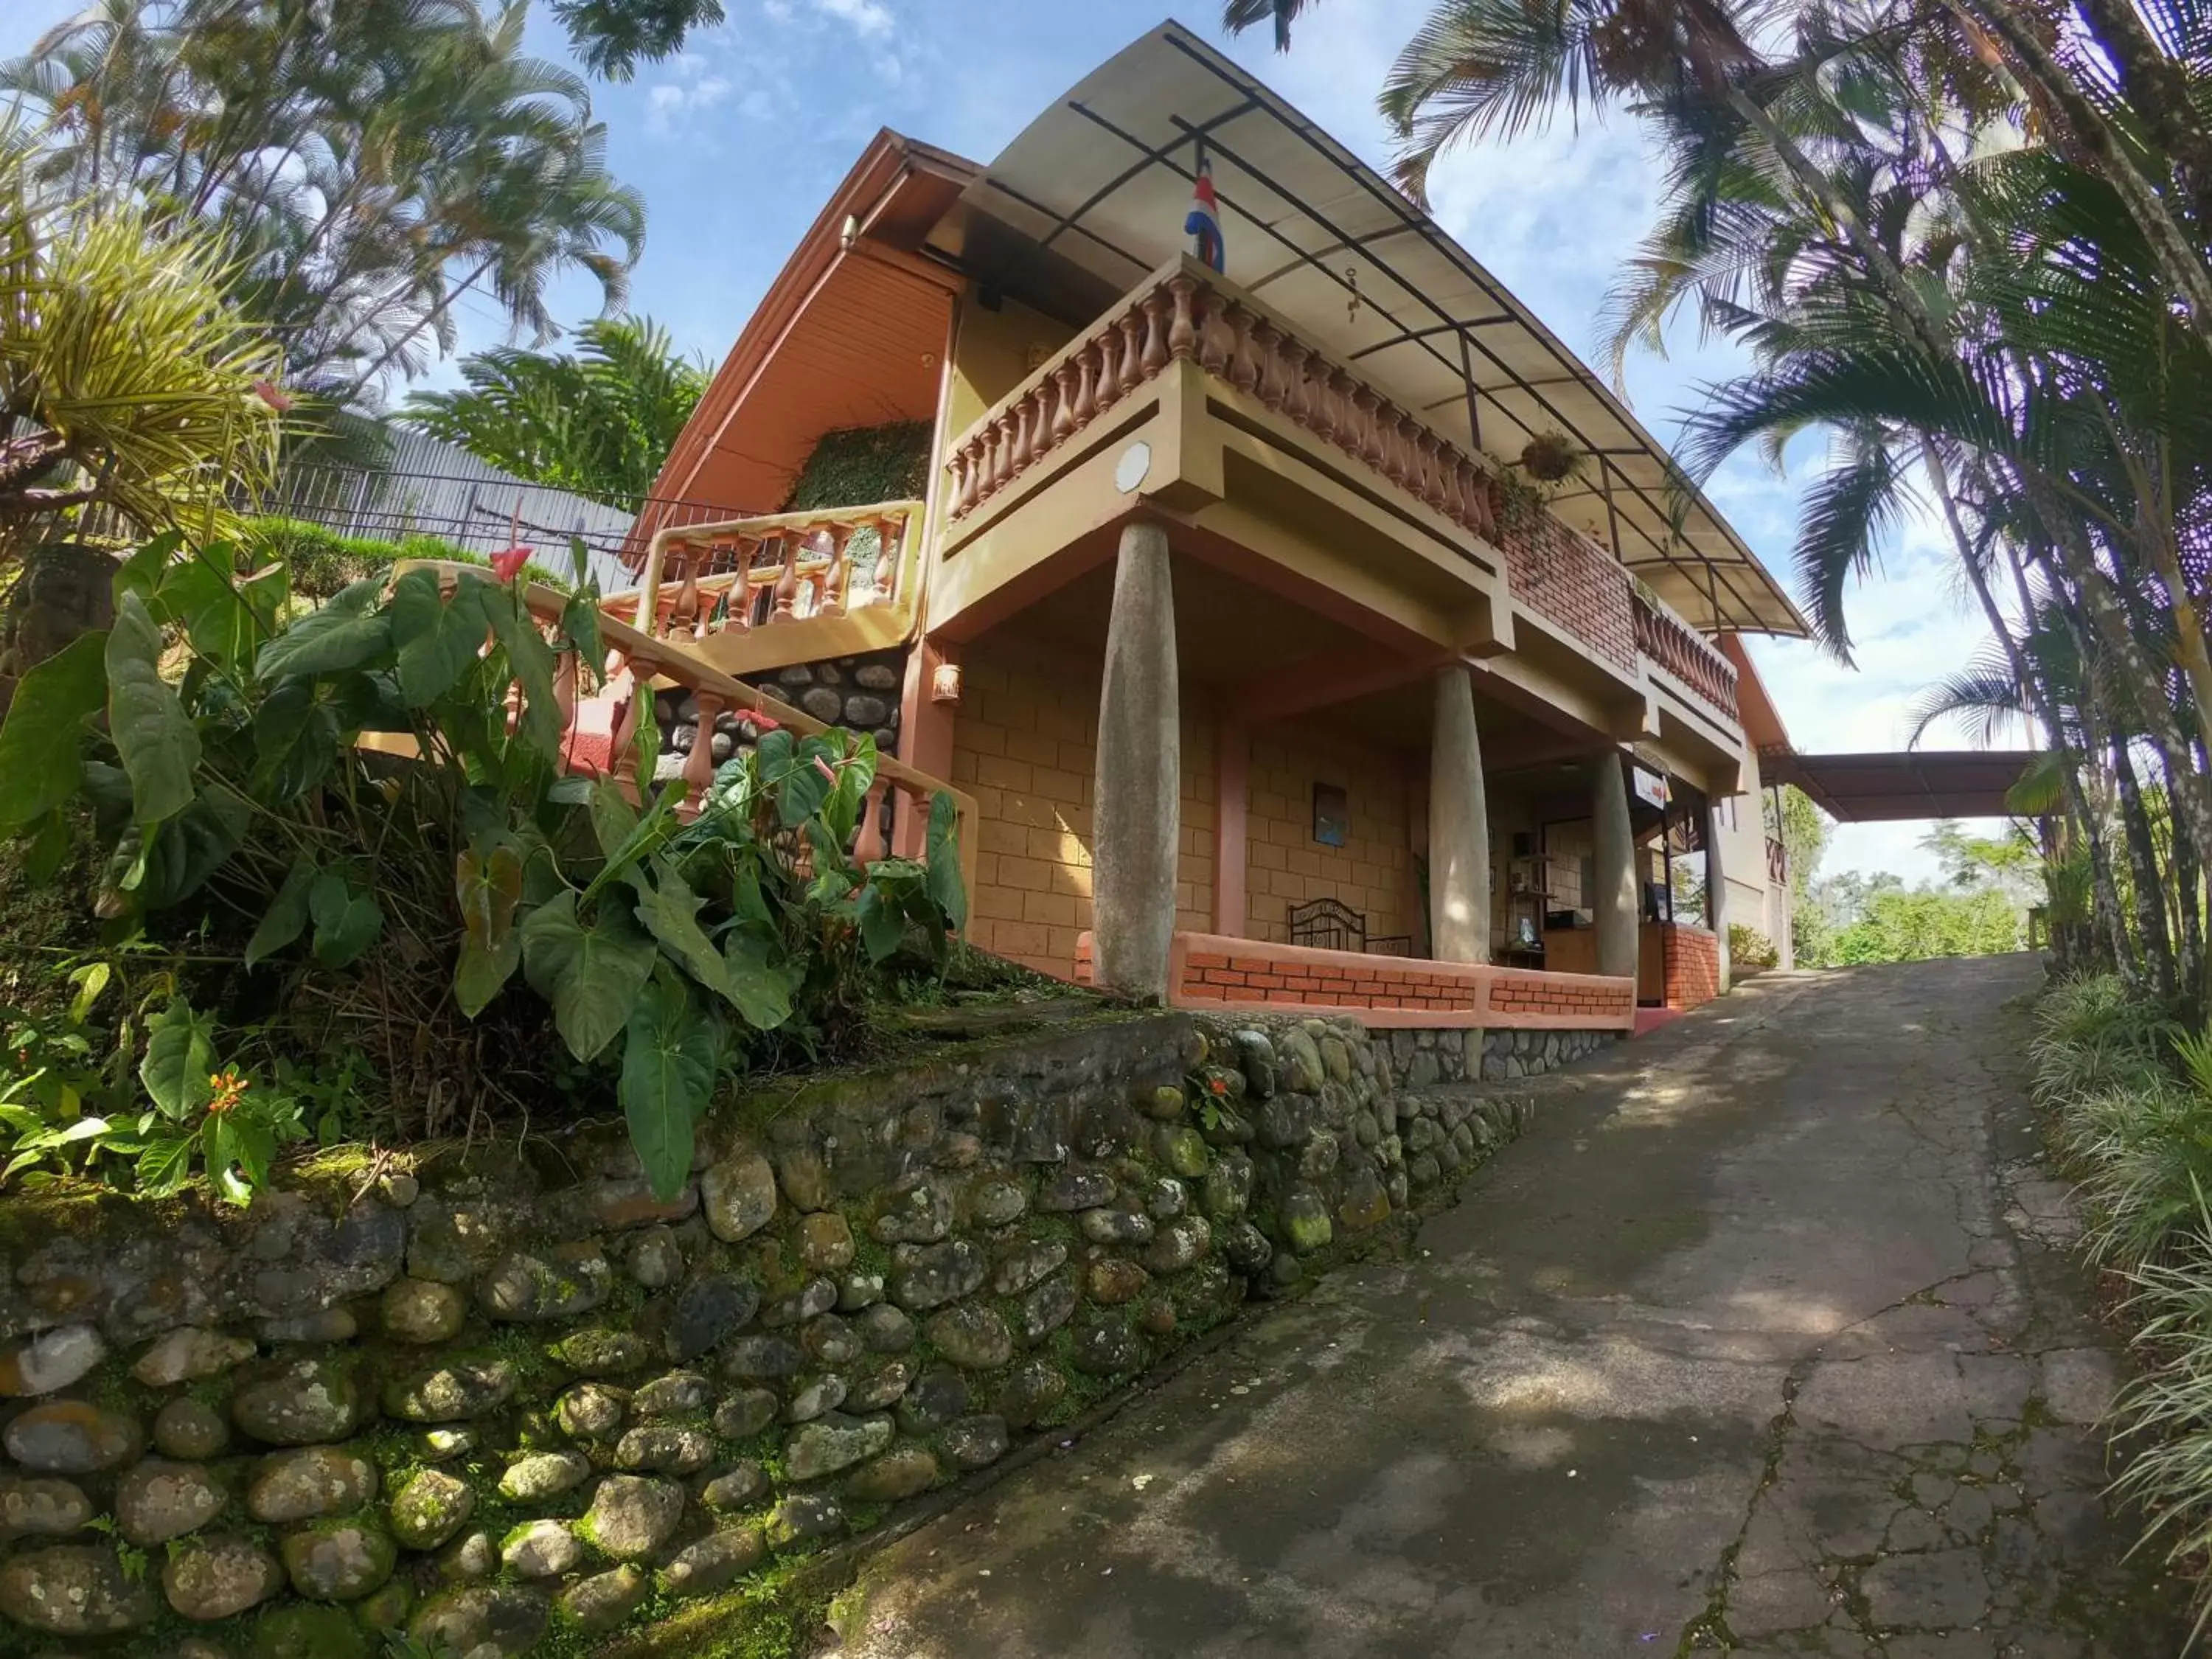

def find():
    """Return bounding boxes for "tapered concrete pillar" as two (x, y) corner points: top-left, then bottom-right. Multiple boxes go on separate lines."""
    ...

(1092, 521), (1180, 1000)
(1593, 754), (1638, 979)
(1705, 801), (1731, 991)
(1427, 666), (1490, 964)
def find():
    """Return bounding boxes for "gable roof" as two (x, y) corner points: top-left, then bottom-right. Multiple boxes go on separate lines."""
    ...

(639, 129), (976, 542)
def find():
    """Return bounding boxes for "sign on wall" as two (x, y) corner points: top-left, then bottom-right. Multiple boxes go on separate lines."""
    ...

(1632, 765), (1670, 810)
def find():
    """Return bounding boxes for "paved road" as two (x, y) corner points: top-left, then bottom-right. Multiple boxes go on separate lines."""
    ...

(837, 959), (2188, 1658)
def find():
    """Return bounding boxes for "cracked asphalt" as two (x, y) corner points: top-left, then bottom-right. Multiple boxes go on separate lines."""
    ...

(837, 957), (2189, 1658)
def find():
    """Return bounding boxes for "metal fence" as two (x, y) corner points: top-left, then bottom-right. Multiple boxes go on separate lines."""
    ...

(262, 431), (751, 591)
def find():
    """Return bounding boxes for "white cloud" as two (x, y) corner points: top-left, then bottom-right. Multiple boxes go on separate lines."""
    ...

(810, 0), (894, 40)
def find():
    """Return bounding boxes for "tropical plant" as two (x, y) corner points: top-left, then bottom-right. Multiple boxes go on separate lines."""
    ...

(0, 532), (966, 1200)
(1728, 922), (1779, 970)
(3, 1), (647, 406)
(0, 132), (282, 560)
(404, 317), (707, 504)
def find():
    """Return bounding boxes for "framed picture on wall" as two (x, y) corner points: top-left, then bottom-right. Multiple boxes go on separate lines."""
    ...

(1312, 782), (1349, 847)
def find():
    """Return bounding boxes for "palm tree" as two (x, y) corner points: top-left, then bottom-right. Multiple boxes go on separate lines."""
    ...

(4, 1), (647, 405)
(404, 316), (707, 502)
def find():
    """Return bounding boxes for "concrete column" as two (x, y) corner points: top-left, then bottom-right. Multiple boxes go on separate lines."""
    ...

(1706, 800), (1731, 991)
(1593, 753), (1638, 979)
(1092, 521), (1180, 999)
(1427, 666), (1490, 964)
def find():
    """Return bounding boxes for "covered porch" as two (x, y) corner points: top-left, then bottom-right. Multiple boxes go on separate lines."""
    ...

(917, 516), (1741, 1027)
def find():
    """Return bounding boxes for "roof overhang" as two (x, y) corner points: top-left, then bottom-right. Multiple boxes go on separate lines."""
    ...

(931, 21), (1806, 638)
(641, 129), (977, 546)
(1765, 751), (2040, 821)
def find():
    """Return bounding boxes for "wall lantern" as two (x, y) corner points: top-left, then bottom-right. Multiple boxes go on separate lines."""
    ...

(930, 662), (964, 704)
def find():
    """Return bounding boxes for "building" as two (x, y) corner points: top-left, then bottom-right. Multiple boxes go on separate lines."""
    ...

(619, 21), (1813, 1031)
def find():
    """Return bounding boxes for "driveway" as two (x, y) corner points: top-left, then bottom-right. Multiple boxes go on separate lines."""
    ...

(835, 958), (2189, 1658)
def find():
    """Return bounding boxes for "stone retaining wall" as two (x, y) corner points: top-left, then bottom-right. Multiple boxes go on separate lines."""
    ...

(650, 649), (906, 783)
(0, 1009), (1615, 1656)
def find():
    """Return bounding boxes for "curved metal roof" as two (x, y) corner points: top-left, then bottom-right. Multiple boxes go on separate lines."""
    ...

(953, 21), (1808, 638)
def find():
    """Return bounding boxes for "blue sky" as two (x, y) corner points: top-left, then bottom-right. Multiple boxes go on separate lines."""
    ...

(4, 0), (2011, 886)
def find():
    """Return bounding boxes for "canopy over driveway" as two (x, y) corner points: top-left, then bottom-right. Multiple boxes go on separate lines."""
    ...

(1764, 751), (2041, 821)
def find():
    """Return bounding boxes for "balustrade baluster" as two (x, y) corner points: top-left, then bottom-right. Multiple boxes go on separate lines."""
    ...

(1118, 309), (1146, 392)
(1012, 397), (1035, 471)
(1166, 274), (1198, 359)
(821, 524), (855, 616)
(1280, 341), (1312, 425)
(950, 448), (973, 518)
(1140, 289), (1171, 376)
(608, 665), (641, 787)
(1252, 324), (1285, 411)
(985, 417), (1009, 495)
(1093, 329), (1124, 408)
(1311, 364), (1341, 441)
(874, 516), (902, 607)
(1052, 362), (1080, 443)
(683, 692), (724, 807)
(1228, 307), (1259, 394)
(771, 538), (801, 619)
(1352, 387), (1382, 470)
(672, 570), (701, 639)
(1073, 347), (1099, 423)
(853, 780), (891, 864)
(1197, 300), (1229, 375)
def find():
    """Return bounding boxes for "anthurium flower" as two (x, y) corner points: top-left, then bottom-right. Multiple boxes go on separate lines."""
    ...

(490, 545), (532, 582)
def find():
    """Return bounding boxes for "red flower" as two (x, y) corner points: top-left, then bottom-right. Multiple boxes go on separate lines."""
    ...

(813, 757), (838, 784)
(738, 711), (780, 734)
(250, 380), (295, 413)
(490, 546), (532, 583)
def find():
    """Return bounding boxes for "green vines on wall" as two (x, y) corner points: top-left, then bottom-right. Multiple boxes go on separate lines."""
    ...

(781, 423), (933, 514)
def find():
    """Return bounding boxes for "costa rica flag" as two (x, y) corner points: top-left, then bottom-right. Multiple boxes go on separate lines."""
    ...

(1186, 156), (1225, 273)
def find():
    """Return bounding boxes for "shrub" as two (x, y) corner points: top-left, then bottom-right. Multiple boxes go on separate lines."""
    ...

(236, 517), (567, 599)
(0, 532), (966, 1204)
(1729, 923), (1780, 971)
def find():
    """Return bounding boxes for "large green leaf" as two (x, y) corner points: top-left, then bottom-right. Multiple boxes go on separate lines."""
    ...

(521, 890), (657, 1062)
(246, 856), (317, 967)
(0, 633), (109, 831)
(136, 785), (249, 910)
(254, 577), (392, 681)
(854, 883), (906, 964)
(618, 969), (722, 1201)
(481, 587), (563, 757)
(926, 790), (968, 931)
(251, 678), (341, 802)
(630, 860), (743, 1001)
(308, 872), (384, 969)
(453, 841), (526, 1017)
(106, 591), (199, 827)
(588, 776), (639, 860)
(389, 567), (489, 706)
(135, 1133), (197, 1197)
(140, 997), (215, 1120)
(721, 928), (796, 1032)
(156, 552), (260, 671)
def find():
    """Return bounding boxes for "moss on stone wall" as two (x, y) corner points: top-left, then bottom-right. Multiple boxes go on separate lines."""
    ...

(0, 1012), (1616, 1655)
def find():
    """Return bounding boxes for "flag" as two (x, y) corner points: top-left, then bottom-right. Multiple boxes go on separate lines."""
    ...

(1185, 156), (1225, 274)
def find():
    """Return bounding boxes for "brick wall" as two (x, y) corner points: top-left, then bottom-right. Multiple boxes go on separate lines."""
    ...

(1077, 931), (1637, 1031)
(1498, 510), (1638, 672)
(1664, 923), (1721, 1009)
(949, 641), (1214, 976)
(1243, 731), (1413, 947)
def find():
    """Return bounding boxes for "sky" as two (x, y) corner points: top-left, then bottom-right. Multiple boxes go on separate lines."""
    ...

(2, 0), (2015, 887)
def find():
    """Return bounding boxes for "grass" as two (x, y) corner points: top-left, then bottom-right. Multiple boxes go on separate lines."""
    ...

(2032, 973), (2212, 1638)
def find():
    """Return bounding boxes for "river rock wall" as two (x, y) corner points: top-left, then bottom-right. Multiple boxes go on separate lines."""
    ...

(0, 1010), (1614, 1656)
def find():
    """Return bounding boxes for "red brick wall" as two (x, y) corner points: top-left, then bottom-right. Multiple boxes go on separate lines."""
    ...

(1077, 931), (1636, 1030)
(1498, 512), (1638, 672)
(1664, 924), (1721, 1010)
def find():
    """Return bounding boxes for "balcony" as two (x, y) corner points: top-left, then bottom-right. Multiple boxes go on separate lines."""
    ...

(933, 257), (1744, 744)
(605, 500), (926, 676)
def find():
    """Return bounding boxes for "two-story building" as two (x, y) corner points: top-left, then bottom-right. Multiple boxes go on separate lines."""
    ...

(616, 21), (1808, 1034)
